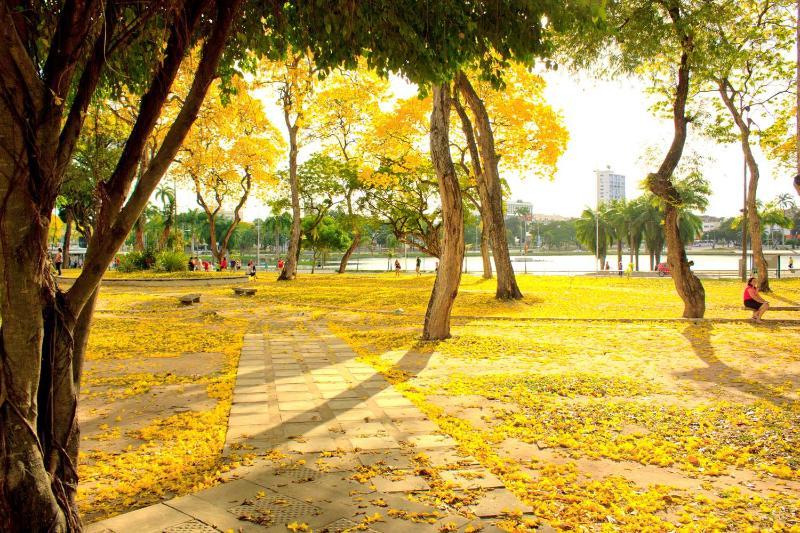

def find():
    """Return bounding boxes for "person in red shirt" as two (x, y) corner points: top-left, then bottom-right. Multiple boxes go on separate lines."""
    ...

(277, 257), (284, 270)
(743, 277), (769, 322)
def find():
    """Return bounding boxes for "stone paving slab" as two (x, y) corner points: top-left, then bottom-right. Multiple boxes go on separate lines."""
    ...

(86, 318), (543, 532)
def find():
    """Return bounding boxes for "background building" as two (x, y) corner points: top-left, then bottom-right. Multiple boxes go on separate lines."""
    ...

(595, 169), (626, 205)
(506, 199), (533, 217)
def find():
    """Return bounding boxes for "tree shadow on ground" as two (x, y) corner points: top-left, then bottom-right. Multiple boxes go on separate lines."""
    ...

(767, 291), (800, 307)
(678, 323), (798, 411)
(238, 316), (435, 450)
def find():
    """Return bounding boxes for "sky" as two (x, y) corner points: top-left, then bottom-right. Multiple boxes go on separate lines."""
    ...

(171, 69), (797, 221)
(513, 69), (795, 219)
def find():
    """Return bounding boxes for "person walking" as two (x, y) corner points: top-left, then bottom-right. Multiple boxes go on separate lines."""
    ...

(54, 248), (63, 275)
(247, 260), (256, 279)
(415, 257), (421, 276)
(743, 277), (769, 322)
(617, 260), (623, 277)
(394, 259), (401, 277)
(789, 257), (795, 273)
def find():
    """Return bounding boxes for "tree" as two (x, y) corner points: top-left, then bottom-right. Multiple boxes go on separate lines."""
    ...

(576, 204), (613, 268)
(701, 0), (795, 289)
(565, 0), (719, 317)
(301, 215), (351, 273)
(154, 186), (176, 249)
(452, 65), (568, 294)
(0, 3), (600, 523)
(262, 51), (317, 281)
(174, 77), (284, 263)
(0, 1), (250, 527)
(306, 66), (390, 272)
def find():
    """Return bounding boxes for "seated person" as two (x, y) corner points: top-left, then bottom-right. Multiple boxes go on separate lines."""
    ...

(743, 277), (769, 322)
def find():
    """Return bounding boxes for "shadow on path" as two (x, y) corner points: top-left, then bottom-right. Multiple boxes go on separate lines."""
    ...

(232, 315), (435, 451)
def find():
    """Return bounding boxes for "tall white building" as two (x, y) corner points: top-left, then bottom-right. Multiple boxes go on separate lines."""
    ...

(595, 169), (625, 205)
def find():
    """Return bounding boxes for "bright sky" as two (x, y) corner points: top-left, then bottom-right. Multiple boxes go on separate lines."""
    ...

(172, 69), (797, 221)
(522, 70), (794, 219)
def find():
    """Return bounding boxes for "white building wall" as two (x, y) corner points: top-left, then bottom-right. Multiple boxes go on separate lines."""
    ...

(595, 170), (626, 205)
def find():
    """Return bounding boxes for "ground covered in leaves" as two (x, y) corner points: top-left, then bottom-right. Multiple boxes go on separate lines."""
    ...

(77, 273), (800, 530)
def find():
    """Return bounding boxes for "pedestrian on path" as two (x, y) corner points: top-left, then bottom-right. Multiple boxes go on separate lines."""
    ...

(394, 259), (401, 277)
(415, 257), (421, 276)
(54, 248), (63, 276)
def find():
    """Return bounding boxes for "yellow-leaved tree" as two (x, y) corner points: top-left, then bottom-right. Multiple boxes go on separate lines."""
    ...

(173, 76), (284, 263)
(452, 64), (568, 297)
(361, 94), (457, 258)
(259, 50), (317, 280)
(306, 66), (391, 272)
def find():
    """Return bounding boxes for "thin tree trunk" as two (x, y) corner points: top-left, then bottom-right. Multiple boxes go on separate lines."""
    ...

(62, 209), (73, 264)
(646, 19), (705, 317)
(796, 0), (800, 196)
(718, 80), (769, 291)
(456, 72), (521, 300)
(338, 231), (360, 273)
(423, 84), (464, 340)
(279, 123), (300, 281)
(480, 220), (493, 279)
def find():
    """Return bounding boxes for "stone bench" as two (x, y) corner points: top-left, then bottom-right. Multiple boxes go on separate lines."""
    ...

(179, 293), (201, 305)
(233, 287), (257, 296)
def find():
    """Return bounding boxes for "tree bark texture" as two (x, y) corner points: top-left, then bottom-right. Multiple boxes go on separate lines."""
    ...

(645, 19), (706, 318)
(279, 123), (301, 281)
(796, 0), (800, 196)
(479, 220), (493, 279)
(718, 80), (769, 291)
(455, 72), (522, 299)
(0, 0), (243, 528)
(63, 209), (73, 263)
(423, 84), (464, 340)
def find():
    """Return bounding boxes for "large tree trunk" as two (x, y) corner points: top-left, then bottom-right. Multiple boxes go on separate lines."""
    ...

(338, 231), (360, 273)
(1, 1), (241, 528)
(134, 216), (145, 251)
(455, 72), (521, 300)
(646, 21), (705, 318)
(718, 80), (769, 291)
(279, 124), (300, 281)
(423, 84), (464, 340)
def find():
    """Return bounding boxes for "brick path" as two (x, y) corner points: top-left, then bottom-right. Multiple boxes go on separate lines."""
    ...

(86, 317), (538, 533)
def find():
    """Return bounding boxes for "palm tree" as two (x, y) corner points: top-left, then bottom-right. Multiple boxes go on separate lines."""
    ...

(636, 194), (665, 270)
(155, 185), (176, 249)
(576, 204), (613, 269)
(608, 200), (627, 270)
(624, 198), (646, 270)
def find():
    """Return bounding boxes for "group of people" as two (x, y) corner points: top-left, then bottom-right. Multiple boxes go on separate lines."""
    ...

(393, 257), (426, 277)
(187, 256), (244, 272)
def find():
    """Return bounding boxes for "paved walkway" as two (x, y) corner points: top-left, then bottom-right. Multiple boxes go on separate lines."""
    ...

(87, 317), (538, 532)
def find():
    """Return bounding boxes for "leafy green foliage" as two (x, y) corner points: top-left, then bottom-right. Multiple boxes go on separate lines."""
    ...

(154, 251), (189, 273)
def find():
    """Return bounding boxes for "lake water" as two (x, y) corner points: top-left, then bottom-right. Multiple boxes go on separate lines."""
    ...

(326, 251), (800, 276)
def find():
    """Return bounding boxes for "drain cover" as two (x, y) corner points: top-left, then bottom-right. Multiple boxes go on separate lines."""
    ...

(229, 495), (321, 525)
(163, 519), (218, 532)
(320, 518), (379, 532)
